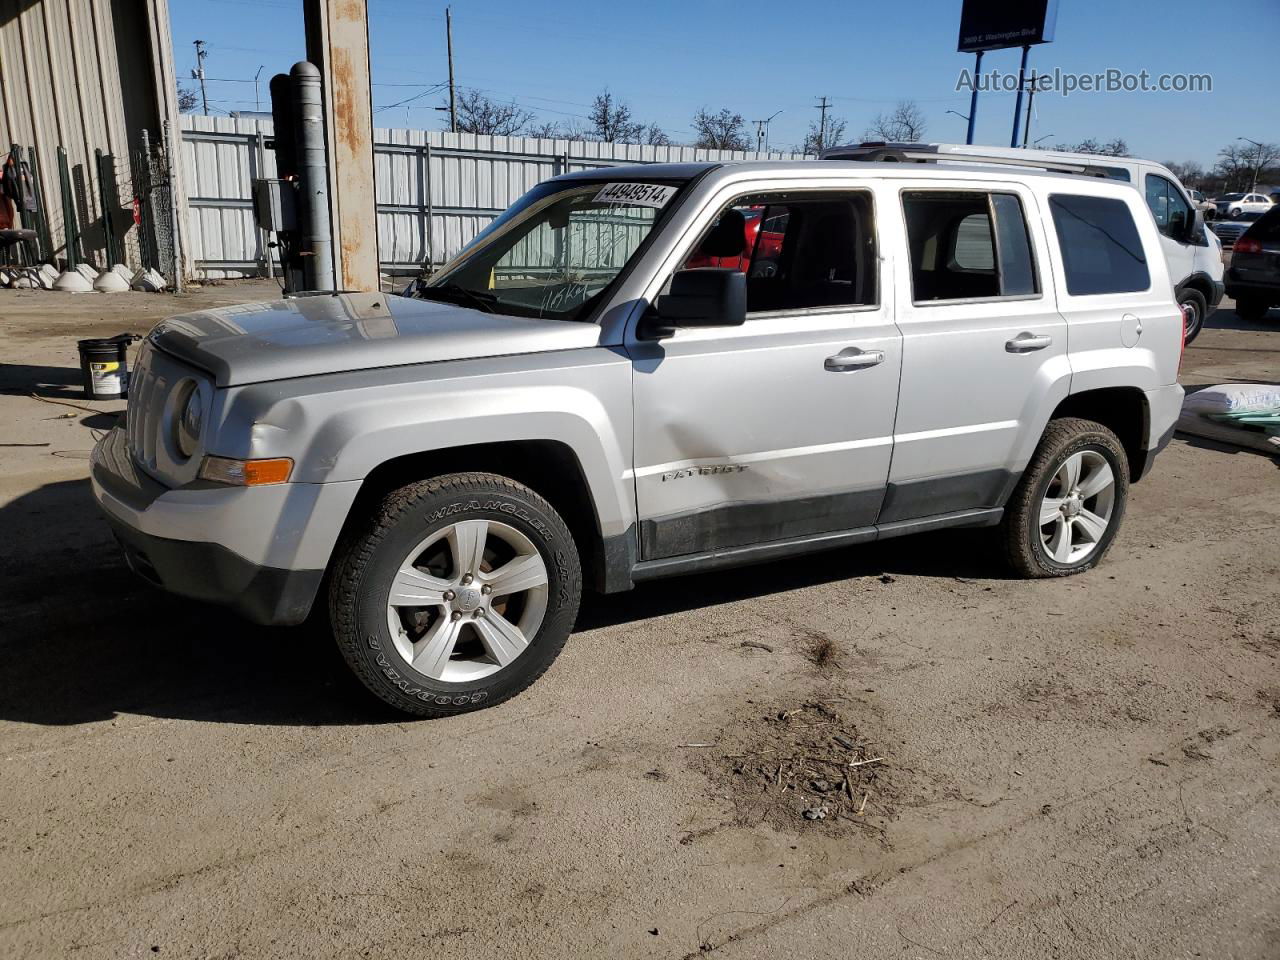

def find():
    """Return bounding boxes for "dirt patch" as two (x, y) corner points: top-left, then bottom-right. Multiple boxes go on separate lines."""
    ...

(695, 696), (905, 839)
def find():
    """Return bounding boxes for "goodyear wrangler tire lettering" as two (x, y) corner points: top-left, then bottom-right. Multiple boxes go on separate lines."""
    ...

(329, 471), (582, 719)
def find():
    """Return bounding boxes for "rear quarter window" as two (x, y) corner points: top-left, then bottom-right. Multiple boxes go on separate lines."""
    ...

(1049, 194), (1150, 296)
(1244, 206), (1280, 242)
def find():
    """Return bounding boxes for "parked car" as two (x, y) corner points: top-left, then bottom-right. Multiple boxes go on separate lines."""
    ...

(92, 161), (1185, 717)
(1224, 205), (1280, 321)
(1209, 210), (1264, 247)
(1214, 192), (1274, 219)
(1187, 189), (1215, 217)
(821, 142), (1223, 343)
(683, 205), (786, 273)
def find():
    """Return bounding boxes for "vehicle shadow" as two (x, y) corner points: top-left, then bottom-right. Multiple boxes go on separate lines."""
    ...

(0, 477), (1011, 728)
(0, 362), (85, 399)
(577, 528), (1011, 631)
(1201, 305), (1277, 333)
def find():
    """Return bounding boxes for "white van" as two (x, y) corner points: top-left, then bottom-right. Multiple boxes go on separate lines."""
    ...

(821, 142), (1224, 342)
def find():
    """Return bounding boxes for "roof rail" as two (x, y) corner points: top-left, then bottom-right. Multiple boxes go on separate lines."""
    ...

(821, 144), (1114, 179)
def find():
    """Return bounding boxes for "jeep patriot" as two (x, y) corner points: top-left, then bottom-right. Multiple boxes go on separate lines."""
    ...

(92, 160), (1185, 716)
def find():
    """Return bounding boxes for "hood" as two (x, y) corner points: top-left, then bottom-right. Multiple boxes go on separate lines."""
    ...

(147, 293), (602, 386)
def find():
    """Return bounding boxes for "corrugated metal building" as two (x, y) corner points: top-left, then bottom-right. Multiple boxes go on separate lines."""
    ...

(0, 0), (183, 271)
(181, 115), (804, 279)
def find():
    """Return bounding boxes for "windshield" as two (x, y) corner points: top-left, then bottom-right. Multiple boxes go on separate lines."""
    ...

(1221, 193), (1244, 201)
(420, 178), (688, 321)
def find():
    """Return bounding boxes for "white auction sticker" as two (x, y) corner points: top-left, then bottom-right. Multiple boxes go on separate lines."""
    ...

(594, 182), (677, 208)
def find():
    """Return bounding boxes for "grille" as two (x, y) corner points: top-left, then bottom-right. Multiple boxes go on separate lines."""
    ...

(125, 341), (160, 470)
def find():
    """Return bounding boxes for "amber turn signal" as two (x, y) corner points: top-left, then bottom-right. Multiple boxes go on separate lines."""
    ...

(199, 456), (293, 486)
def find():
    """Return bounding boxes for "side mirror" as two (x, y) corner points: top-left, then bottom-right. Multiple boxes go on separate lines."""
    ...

(1187, 208), (1205, 243)
(641, 269), (746, 339)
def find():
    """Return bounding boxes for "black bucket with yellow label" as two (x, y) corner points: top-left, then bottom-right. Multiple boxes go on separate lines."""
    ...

(78, 334), (137, 400)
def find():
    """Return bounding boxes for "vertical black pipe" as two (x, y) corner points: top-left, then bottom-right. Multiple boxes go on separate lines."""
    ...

(291, 60), (333, 291)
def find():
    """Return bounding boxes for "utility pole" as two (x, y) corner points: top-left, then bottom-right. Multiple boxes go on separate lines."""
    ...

(815, 96), (830, 153)
(446, 6), (457, 134)
(1239, 137), (1264, 192)
(751, 110), (782, 154)
(192, 40), (209, 116)
(1021, 72), (1038, 148)
(254, 64), (264, 113)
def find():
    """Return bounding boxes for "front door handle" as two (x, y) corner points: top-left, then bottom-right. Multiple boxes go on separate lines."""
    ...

(825, 347), (885, 371)
(1006, 332), (1054, 353)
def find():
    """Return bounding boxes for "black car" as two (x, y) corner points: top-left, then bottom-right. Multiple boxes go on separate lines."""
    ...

(1224, 206), (1280, 321)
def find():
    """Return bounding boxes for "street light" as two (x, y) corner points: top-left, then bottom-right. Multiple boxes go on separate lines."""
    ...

(946, 109), (970, 123)
(1033, 133), (1054, 146)
(1238, 136), (1265, 192)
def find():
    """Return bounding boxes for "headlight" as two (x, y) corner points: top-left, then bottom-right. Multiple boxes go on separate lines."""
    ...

(175, 381), (203, 459)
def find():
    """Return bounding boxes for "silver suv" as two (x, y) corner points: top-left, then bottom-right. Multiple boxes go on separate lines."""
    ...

(92, 161), (1185, 716)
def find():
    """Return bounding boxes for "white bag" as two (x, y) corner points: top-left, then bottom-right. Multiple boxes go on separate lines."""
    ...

(1183, 383), (1280, 416)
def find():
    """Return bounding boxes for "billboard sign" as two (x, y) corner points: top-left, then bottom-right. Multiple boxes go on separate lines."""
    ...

(957, 0), (1058, 52)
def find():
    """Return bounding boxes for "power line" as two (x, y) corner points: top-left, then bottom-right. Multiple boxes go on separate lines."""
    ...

(374, 81), (451, 113)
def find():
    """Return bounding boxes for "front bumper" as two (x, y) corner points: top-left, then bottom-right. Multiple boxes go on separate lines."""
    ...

(1207, 278), (1225, 308)
(91, 427), (358, 625)
(104, 512), (324, 625)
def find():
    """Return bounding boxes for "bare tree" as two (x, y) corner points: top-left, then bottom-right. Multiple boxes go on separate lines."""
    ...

(1054, 138), (1129, 157)
(692, 108), (749, 151)
(590, 89), (644, 143)
(446, 88), (534, 136)
(798, 115), (848, 155)
(643, 123), (672, 147)
(864, 101), (926, 142)
(1163, 160), (1206, 190)
(1216, 140), (1280, 192)
(525, 121), (564, 140)
(177, 84), (200, 113)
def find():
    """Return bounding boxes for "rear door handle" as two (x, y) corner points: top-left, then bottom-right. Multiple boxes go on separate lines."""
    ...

(825, 347), (885, 371)
(1006, 332), (1054, 353)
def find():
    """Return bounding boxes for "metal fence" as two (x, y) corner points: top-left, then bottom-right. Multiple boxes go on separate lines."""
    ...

(179, 115), (801, 279)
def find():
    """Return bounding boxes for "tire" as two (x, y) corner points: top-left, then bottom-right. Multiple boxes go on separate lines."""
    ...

(1000, 418), (1130, 579)
(1230, 207), (1244, 219)
(1235, 296), (1270, 322)
(1178, 288), (1207, 344)
(329, 472), (582, 718)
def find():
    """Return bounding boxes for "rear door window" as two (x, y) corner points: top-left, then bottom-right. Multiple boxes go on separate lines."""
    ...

(1049, 194), (1150, 296)
(902, 190), (1039, 302)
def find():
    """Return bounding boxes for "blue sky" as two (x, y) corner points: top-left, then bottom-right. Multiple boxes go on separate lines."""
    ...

(171, 0), (1279, 166)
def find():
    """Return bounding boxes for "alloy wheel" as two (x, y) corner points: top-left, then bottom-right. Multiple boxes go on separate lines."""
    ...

(385, 519), (549, 683)
(1038, 450), (1117, 565)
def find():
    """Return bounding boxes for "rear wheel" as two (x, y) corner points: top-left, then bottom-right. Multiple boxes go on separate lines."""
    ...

(1001, 418), (1129, 578)
(1178, 288), (1207, 344)
(329, 472), (582, 717)
(1235, 296), (1270, 322)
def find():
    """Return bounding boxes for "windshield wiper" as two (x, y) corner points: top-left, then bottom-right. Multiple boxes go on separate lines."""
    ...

(416, 282), (498, 314)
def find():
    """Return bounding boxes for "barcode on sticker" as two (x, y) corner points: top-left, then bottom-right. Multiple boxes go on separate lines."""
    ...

(594, 182), (677, 208)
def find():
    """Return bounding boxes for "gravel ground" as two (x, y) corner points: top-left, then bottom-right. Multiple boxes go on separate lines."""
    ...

(0, 281), (1277, 959)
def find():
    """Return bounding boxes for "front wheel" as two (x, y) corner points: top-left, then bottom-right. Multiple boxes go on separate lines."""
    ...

(329, 472), (582, 717)
(1000, 418), (1130, 578)
(1230, 207), (1244, 219)
(1179, 288), (1207, 344)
